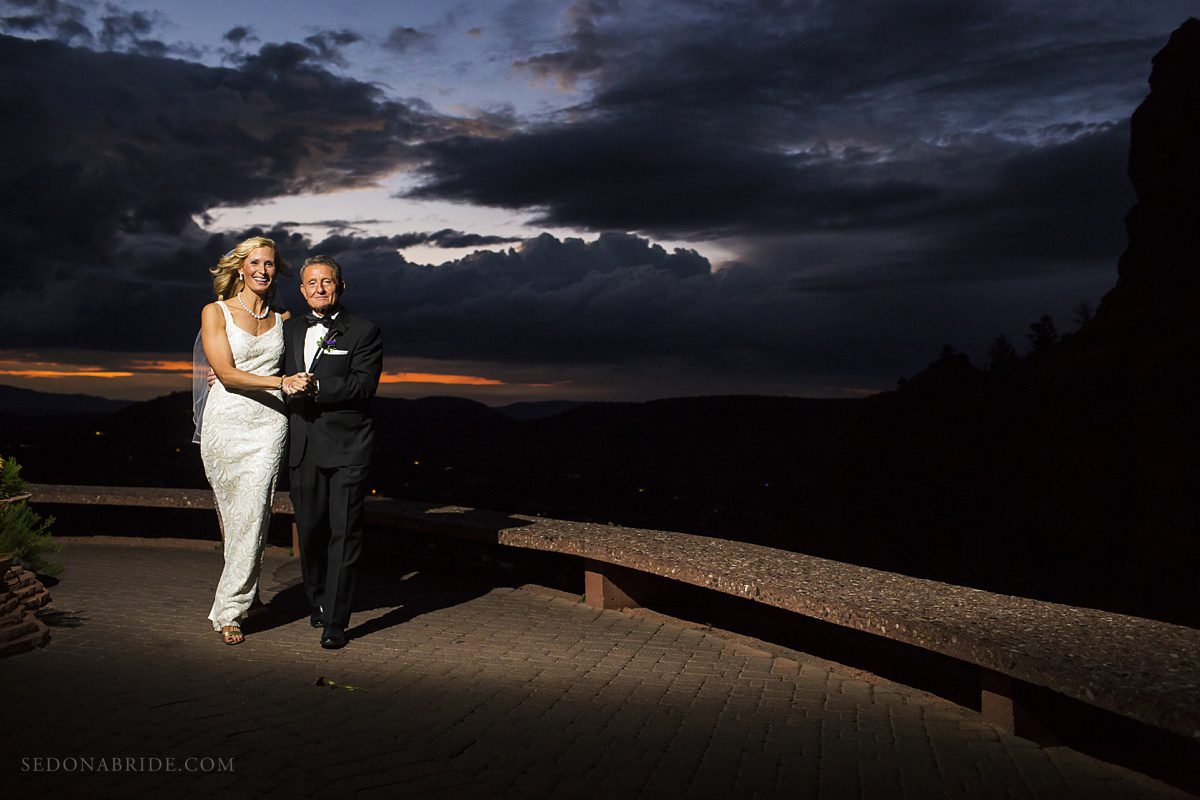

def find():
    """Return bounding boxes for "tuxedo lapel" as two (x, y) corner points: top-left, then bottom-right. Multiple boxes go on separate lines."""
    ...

(328, 311), (350, 341)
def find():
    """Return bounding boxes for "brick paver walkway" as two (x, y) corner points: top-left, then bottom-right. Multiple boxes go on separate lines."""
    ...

(2, 538), (1188, 799)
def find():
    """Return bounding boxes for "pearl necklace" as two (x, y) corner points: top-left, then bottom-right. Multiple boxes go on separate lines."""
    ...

(236, 290), (269, 320)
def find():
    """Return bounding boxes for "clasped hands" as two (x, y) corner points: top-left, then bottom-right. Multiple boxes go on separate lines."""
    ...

(282, 372), (315, 396)
(205, 367), (314, 396)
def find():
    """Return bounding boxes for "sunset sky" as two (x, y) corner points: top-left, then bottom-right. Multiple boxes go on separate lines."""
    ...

(0, 1), (1193, 403)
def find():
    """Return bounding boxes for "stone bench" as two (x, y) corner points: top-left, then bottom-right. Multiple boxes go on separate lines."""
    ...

(362, 496), (1200, 745)
(29, 483), (300, 550)
(28, 484), (1200, 746)
(27, 484), (295, 515)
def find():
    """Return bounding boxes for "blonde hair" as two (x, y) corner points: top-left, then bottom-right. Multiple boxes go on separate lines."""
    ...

(210, 236), (291, 300)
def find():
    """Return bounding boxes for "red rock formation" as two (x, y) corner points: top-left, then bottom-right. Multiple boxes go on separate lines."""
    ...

(0, 554), (50, 657)
(1096, 17), (1200, 334)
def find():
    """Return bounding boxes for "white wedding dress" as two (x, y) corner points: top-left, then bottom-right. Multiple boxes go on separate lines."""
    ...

(199, 302), (287, 631)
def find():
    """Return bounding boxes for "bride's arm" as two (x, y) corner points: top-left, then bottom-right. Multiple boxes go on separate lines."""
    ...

(201, 303), (289, 392)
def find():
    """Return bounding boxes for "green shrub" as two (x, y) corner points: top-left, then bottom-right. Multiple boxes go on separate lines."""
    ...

(0, 501), (61, 576)
(0, 455), (27, 499)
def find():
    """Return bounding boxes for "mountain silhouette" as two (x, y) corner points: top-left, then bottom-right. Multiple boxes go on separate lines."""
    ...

(0, 384), (131, 416)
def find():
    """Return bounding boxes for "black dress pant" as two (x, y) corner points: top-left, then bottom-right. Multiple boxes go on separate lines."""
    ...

(289, 460), (368, 630)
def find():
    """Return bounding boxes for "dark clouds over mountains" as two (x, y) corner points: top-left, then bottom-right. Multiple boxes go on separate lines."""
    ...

(0, 29), (492, 356)
(0, 32), (453, 277)
(0, 1), (1194, 396)
(412, 1), (1152, 273)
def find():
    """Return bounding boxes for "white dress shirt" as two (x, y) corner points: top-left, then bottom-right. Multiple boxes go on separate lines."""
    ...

(302, 310), (341, 373)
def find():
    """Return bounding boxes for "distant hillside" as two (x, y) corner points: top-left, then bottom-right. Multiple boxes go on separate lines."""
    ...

(492, 400), (585, 420)
(0, 383), (132, 416)
(375, 395), (513, 430)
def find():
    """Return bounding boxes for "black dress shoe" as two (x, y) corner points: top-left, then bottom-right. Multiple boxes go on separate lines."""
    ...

(320, 626), (346, 650)
(309, 607), (324, 628)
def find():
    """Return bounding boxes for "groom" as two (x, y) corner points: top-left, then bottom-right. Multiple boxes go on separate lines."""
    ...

(284, 255), (383, 649)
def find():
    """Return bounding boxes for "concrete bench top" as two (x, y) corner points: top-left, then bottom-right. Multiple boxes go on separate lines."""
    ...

(28, 483), (295, 516)
(28, 484), (1200, 741)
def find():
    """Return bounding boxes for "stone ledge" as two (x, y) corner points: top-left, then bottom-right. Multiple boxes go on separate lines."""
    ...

(361, 496), (1200, 742)
(24, 484), (1200, 741)
(27, 483), (294, 515)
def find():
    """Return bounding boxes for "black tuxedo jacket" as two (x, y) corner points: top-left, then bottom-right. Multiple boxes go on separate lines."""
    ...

(283, 309), (383, 468)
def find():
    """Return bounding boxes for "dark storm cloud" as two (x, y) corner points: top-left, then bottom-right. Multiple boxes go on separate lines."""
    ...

(576, 0), (1174, 124)
(411, 119), (944, 236)
(310, 231), (765, 366)
(775, 122), (1134, 292)
(217, 25), (259, 62)
(0, 0), (91, 44)
(0, 31), (489, 350)
(382, 26), (429, 54)
(512, 0), (613, 89)
(97, 6), (162, 54)
(303, 28), (361, 67)
(1, 1), (220, 58)
(304, 229), (984, 382)
(0, 32), (458, 258)
(411, 0), (1181, 285)
(425, 229), (522, 248)
(223, 26), (255, 46)
(280, 219), (385, 234)
(945, 123), (1133, 267)
(302, 228), (521, 254)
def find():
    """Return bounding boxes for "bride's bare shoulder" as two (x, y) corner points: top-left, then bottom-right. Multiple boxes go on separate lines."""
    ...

(201, 302), (227, 325)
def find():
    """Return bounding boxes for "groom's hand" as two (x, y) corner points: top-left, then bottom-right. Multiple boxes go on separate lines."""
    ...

(206, 368), (216, 388)
(283, 373), (315, 396)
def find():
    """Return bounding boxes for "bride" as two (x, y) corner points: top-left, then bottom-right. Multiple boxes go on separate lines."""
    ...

(196, 236), (310, 645)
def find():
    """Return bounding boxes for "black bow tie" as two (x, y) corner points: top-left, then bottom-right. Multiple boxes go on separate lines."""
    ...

(305, 312), (332, 327)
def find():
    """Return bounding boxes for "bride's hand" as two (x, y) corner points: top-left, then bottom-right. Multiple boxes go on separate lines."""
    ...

(282, 373), (311, 395)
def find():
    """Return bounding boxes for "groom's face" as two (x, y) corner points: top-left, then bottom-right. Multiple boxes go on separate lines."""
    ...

(299, 263), (341, 315)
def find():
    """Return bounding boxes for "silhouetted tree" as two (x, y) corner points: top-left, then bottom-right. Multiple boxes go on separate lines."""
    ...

(1027, 315), (1058, 352)
(1073, 301), (1094, 328)
(938, 344), (959, 360)
(986, 335), (1018, 371)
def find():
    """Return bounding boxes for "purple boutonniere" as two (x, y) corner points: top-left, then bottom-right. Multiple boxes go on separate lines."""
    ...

(308, 330), (338, 372)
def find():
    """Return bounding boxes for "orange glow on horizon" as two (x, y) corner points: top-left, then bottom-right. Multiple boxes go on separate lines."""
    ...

(0, 351), (577, 400)
(127, 359), (194, 374)
(0, 353), (193, 381)
(379, 372), (505, 386)
(0, 369), (134, 379)
(0, 353), (183, 383)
